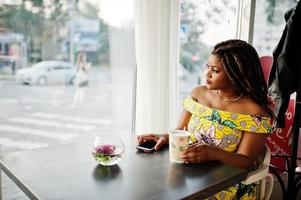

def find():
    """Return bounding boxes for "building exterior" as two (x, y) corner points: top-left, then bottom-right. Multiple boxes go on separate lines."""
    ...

(0, 28), (27, 74)
(68, 18), (100, 64)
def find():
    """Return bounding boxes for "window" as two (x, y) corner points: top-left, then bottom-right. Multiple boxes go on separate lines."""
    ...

(179, 0), (238, 101)
(253, 0), (296, 56)
(0, 0), (135, 154)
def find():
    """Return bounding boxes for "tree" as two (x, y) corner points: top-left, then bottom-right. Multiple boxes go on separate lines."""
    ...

(265, 0), (295, 25)
(0, 3), (45, 62)
(180, 0), (234, 72)
(0, 0), (77, 62)
(78, 1), (110, 64)
(0, 4), (43, 37)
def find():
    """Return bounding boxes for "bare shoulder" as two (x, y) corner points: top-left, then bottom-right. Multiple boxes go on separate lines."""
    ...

(190, 86), (208, 100)
(189, 86), (213, 106)
(238, 97), (268, 116)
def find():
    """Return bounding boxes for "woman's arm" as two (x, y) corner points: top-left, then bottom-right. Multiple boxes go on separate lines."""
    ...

(183, 131), (267, 170)
(175, 110), (192, 130)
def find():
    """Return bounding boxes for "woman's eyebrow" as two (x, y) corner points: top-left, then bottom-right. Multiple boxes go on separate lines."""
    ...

(207, 63), (221, 69)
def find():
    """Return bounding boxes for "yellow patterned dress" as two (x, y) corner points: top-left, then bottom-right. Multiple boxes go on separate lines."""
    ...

(183, 96), (272, 200)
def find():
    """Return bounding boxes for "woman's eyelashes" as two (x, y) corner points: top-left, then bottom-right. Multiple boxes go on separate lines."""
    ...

(205, 64), (220, 73)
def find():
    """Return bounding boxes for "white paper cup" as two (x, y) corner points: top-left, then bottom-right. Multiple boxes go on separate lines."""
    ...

(169, 130), (191, 163)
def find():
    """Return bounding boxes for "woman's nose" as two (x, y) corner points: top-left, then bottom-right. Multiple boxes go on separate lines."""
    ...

(205, 69), (212, 78)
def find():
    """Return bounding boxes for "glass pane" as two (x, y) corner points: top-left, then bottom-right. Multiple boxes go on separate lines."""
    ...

(0, 0), (135, 154)
(179, 0), (237, 102)
(253, 0), (296, 56)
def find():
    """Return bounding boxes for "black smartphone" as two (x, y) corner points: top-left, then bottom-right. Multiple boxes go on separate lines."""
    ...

(136, 140), (157, 153)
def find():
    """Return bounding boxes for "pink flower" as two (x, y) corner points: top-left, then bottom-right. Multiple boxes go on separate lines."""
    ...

(94, 144), (116, 155)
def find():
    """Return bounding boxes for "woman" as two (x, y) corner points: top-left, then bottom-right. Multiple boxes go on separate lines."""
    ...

(72, 52), (90, 108)
(137, 39), (274, 199)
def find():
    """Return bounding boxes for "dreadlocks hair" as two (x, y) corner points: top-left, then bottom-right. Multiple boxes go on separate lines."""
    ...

(211, 39), (274, 118)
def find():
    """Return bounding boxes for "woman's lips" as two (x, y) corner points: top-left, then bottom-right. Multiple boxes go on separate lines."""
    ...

(206, 80), (211, 84)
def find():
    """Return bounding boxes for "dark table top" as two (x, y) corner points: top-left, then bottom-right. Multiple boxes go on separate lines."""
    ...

(0, 135), (247, 200)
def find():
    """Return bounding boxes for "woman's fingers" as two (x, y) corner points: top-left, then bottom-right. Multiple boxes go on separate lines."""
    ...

(182, 152), (204, 163)
(137, 134), (157, 144)
(154, 136), (167, 150)
(137, 136), (144, 144)
(137, 134), (167, 151)
(184, 143), (202, 153)
(182, 143), (209, 163)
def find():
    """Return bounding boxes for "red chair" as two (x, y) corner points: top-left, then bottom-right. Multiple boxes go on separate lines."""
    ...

(260, 56), (297, 199)
(260, 56), (295, 170)
(260, 56), (273, 82)
(239, 56), (282, 200)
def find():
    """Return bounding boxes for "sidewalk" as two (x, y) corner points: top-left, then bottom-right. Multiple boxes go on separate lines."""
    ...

(2, 174), (29, 200)
(0, 74), (15, 81)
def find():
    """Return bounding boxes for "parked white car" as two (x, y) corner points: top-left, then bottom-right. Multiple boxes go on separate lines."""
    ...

(16, 61), (76, 85)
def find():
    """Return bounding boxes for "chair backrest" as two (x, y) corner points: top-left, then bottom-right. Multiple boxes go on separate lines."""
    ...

(260, 56), (273, 82)
(267, 101), (295, 170)
(260, 56), (295, 170)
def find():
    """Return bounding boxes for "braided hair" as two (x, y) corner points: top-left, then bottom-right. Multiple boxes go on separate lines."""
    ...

(211, 39), (274, 118)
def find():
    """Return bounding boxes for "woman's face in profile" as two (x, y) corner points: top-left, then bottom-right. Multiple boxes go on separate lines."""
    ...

(204, 54), (232, 90)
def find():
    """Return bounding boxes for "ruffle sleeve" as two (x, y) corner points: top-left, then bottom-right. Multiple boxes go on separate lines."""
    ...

(183, 96), (273, 134)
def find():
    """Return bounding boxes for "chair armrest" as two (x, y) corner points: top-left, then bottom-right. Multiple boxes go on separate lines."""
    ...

(241, 145), (271, 185)
(241, 165), (269, 185)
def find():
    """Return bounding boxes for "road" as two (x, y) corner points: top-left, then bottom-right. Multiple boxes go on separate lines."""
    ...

(0, 67), (134, 154)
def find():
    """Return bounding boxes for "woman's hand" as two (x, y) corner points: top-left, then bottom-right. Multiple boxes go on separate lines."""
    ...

(137, 134), (168, 150)
(182, 142), (217, 163)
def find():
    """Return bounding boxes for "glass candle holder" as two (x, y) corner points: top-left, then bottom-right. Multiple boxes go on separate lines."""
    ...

(92, 135), (124, 166)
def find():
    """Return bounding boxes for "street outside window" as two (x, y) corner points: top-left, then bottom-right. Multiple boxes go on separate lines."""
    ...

(0, 0), (135, 155)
